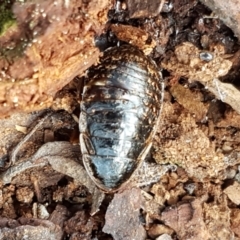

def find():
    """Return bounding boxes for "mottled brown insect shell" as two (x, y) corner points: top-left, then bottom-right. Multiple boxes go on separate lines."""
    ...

(79, 45), (164, 193)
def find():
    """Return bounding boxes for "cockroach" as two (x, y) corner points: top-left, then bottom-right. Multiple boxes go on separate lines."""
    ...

(79, 44), (164, 193)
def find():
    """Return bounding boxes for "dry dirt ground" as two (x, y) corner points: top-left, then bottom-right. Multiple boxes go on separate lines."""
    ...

(0, 0), (240, 239)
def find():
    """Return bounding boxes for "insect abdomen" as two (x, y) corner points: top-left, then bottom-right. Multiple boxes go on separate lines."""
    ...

(79, 45), (163, 192)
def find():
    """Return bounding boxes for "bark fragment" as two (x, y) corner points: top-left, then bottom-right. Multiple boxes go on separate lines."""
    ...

(0, 0), (111, 117)
(103, 188), (146, 240)
(126, 0), (165, 18)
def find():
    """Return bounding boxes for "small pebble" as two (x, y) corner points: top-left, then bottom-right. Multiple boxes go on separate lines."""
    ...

(156, 233), (173, 240)
(235, 173), (240, 183)
(37, 203), (50, 219)
(199, 52), (213, 62)
(224, 181), (240, 205)
(225, 168), (237, 179)
(148, 224), (174, 239)
(184, 183), (196, 195)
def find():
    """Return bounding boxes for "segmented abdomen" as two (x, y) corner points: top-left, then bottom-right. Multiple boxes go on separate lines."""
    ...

(79, 45), (163, 192)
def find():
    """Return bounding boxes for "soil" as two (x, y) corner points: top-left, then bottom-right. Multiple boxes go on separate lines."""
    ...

(1, 0), (240, 239)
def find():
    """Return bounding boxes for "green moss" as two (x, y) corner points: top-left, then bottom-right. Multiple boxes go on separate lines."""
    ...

(0, 1), (28, 59)
(0, 1), (16, 36)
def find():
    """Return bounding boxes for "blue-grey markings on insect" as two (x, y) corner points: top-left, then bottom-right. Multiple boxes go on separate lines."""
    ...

(79, 44), (164, 193)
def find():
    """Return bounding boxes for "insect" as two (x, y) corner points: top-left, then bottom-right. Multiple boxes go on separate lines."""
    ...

(79, 44), (164, 193)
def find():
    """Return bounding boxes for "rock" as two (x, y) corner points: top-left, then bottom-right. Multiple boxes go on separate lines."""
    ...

(224, 181), (240, 205)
